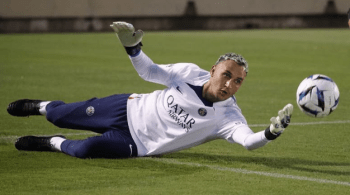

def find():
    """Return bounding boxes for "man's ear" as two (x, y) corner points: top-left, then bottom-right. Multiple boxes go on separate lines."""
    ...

(210, 65), (216, 77)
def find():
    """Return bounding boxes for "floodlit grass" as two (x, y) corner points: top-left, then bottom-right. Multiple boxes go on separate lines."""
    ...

(0, 29), (349, 194)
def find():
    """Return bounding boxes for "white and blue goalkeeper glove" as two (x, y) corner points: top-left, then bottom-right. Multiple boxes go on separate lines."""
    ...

(265, 104), (293, 140)
(110, 21), (144, 56)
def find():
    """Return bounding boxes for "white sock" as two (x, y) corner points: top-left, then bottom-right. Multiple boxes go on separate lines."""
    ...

(39, 101), (51, 115)
(50, 137), (66, 151)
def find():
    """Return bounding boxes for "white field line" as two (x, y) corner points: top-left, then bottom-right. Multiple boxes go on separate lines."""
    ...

(1, 120), (349, 141)
(0, 132), (97, 142)
(249, 120), (350, 127)
(1, 121), (350, 186)
(146, 158), (350, 187)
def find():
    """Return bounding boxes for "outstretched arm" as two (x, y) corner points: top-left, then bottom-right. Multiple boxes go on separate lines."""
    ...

(110, 21), (176, 86)
(232, 104), (293, 150)
(110, 22), (144, 56)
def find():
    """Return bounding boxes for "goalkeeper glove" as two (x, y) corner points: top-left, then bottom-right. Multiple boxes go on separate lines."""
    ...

(110, 21), (144, 56)
(265, 103), (293, 140)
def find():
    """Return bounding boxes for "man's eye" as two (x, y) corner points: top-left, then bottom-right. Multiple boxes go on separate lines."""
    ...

(235, 80), (241, 84)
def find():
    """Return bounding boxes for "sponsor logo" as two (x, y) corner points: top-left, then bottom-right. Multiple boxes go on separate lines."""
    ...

(167, 95), (195, 132)
(176, 86), (183, 94)
(166, 64), (174, 68)
(234, 122), (243, 125)
(129, 144), (133, 157)
(86, 106), (95, 116)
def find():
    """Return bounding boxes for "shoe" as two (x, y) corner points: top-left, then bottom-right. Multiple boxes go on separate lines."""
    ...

(15, 135), (66, 152)
(7, 99), (43, 117)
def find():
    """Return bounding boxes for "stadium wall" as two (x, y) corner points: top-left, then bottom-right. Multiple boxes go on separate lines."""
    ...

(0, 0), (349, 33)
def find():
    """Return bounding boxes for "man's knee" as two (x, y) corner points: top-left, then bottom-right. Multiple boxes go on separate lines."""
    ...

(45, 101), (66, 124)
(61, 139), (96, 159)
(72, 149), (91, 159)
(67, 138), (110, 159)
(70, 138), (131, 159)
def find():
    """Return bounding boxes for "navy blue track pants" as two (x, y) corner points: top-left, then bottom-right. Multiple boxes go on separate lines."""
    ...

(45, 94), (138, 158)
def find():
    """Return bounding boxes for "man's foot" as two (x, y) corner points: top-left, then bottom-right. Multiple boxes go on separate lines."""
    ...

(7, 99), (43, 117)
(15, 135), (66, 152)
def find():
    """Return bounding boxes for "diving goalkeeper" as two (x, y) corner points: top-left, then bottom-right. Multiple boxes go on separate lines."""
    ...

(7, 22), (293, 159)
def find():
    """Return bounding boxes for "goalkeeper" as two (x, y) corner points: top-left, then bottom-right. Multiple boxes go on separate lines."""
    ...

(7, 22), (293, 159)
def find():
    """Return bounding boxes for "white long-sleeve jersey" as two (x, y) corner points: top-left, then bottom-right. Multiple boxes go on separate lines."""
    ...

(126, 51), (270, 156)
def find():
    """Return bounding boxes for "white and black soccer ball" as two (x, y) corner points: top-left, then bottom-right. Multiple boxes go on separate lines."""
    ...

(296, 74), (339, 118)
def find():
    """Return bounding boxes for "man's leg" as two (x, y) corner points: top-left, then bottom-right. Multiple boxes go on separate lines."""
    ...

(46, 94), (131, 133)
(15, 129), (138, 158)
(8, 94), (131, 134)
(60, 129), (138, 158)
(10, 94), (138, 158)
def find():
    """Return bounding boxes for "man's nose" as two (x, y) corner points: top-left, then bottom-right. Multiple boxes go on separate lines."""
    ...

(225, 80), (232, 88)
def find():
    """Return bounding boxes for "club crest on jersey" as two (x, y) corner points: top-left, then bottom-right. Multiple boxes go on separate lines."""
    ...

(198, 108), (207, 116)
(86, 106), (95, 116)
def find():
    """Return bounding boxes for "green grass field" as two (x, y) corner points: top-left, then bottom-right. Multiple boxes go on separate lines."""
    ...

(1, 29), (349, 194)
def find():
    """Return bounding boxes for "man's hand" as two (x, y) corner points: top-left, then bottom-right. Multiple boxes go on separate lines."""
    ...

(264, 104), (293, 140)
(110, 22), (143, 47)
(269, 104), (293, 135)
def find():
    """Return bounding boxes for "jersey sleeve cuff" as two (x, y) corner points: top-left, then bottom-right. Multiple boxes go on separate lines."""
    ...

(125, 42), (143, 57)
(264, 126), (281, 140)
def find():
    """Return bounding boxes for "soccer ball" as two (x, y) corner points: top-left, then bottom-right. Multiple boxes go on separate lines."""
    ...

(296, 74), (339, 118)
